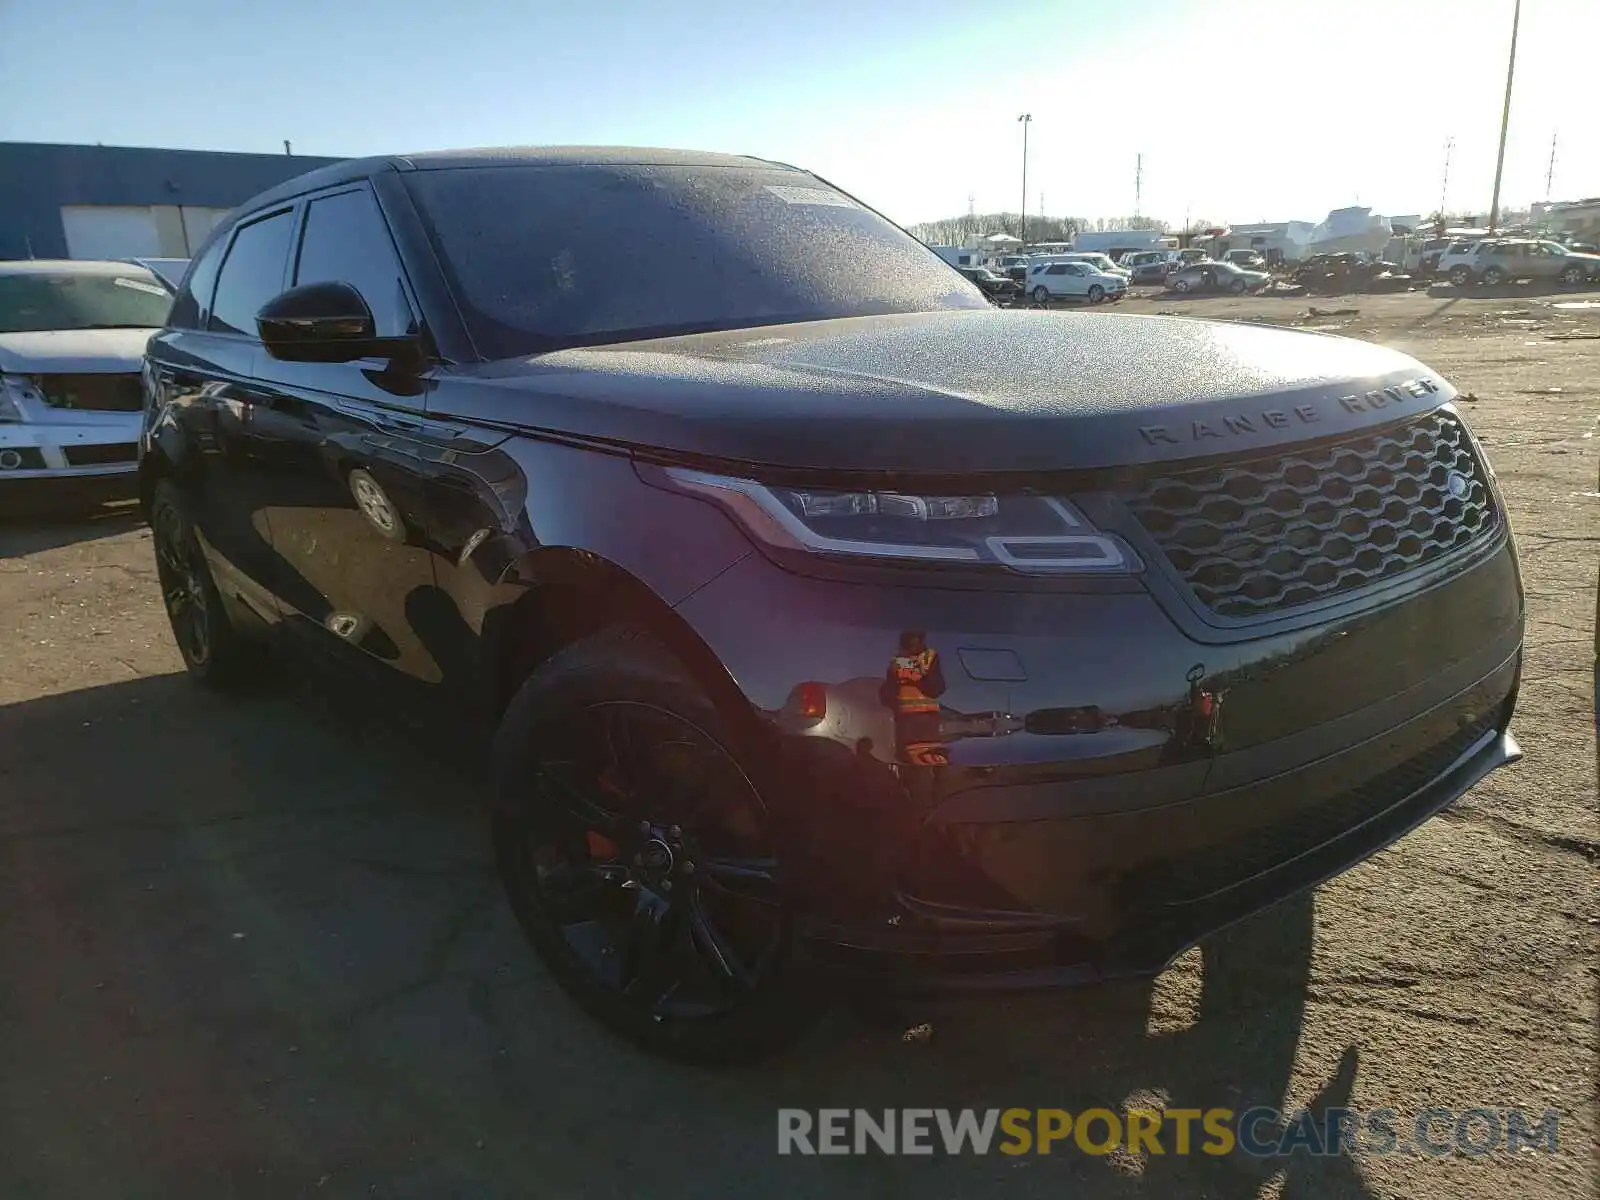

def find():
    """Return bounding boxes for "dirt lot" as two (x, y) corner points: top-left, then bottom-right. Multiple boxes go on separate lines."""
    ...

(1, 290), (1595, 1200)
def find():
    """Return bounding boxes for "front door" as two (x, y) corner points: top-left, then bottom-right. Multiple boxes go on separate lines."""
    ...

(146, 206), (299, 626)
(245, 185), (449, 696)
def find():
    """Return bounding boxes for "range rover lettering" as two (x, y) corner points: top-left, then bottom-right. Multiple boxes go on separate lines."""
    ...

(140, 148), (1524, 1063)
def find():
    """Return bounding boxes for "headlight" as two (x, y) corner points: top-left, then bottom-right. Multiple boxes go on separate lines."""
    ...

(0, 374), (39, 423)
(663, 467), (1142, 575)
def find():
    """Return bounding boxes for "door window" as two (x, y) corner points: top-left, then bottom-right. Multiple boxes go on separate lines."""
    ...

(1046, 264), (1068, 275)
(294, 188), (415, 338)
(208, 210), (294, 336)
(167, 236), (225, 330)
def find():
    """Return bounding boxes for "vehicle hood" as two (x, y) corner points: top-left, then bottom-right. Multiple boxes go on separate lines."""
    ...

(456, 309), (1457, 474)
(0, 328), (156, 374)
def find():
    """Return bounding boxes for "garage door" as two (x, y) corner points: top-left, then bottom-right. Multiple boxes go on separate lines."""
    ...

(61, 206), (162, 259)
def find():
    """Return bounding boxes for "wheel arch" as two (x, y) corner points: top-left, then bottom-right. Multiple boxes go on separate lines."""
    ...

(486, 546), (766, 745)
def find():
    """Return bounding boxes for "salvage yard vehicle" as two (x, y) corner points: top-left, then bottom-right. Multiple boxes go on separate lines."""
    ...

(1451, 239), (1600, 287)
(141, 146), (1523, 1064)
(0, 259), (174, 502)
(1026, 260), (1128, 304)
(957, 265), (1024, 303)
(1167, 260), (1270, 295)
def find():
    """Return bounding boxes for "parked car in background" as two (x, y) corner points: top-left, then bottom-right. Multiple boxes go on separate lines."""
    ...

(1129, 260), (1172, 284)
(1437, 240), (1501, 286)
(1223, 249), (1267, 270)
(139, 146), (1523, 1066)
(1293, 253), (1412, 293)
(125, 258), (190, 291)
(957, 266), (1024, 303)
(1454, 240), (1600, 287)
(1168, 260), (1270, 295)
(0, 259), (173, 502)
(1025, 260), (1128, 303)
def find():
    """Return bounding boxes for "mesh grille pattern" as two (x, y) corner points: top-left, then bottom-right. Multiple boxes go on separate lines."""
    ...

(1123, 411), (1496, 617)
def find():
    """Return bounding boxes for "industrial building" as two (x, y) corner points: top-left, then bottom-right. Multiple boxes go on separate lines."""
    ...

(0, 142), (345, 262)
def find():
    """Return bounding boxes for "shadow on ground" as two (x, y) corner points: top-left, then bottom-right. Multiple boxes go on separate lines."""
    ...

(0, 671), (1373, 1199)
(0, 497), (144, 558)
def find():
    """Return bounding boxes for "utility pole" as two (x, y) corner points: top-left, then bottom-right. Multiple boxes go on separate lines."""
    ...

(1017, 114), (1032, 246)
(1487, 0), (1521, 233)
(1439, 137), (1453, 219)
(1134, 153), (1143, 220)
(1545, 131), (1557, 202)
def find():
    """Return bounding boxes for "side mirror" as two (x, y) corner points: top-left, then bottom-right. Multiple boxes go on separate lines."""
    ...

(256, 282), (417, 364)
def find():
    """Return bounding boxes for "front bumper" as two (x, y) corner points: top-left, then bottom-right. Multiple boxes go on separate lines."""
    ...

(0, 416), (141, 482)
(673, 530), (1524, 992)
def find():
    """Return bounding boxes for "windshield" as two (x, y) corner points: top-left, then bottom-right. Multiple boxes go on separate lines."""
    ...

(406, 163), (988, 358)
(0, 269), (172, 334)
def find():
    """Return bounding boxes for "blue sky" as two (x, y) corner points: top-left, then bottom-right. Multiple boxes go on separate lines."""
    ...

(3, 0), (1595, 227)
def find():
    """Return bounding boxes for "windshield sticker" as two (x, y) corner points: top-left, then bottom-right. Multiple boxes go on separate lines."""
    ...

(764, 185), (856, 208)
(114, 277), (169, 297)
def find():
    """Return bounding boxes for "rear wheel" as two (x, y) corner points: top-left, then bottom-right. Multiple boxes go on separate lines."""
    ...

(1229, 278), (1247, 295)
(1448, 265), (1473, 286)
(1087, 284), (1105, 304)
(1031, 285), (1051, 304)
(1172, 278), (1191, 293)
(492, 627), (818, 1064)
(1481, 266), (1507, 286)
(150, 479), (257, 687)
(1560, 263), (1585, 286)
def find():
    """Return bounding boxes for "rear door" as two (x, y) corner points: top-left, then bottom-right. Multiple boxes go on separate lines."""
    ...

(242, 183), (451, 689)
(145, 208), (296, 625)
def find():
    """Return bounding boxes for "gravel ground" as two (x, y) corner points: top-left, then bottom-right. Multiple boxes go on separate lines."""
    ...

(0, 290), (1594, 1199)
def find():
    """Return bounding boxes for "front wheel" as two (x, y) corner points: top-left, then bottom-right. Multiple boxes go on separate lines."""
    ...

(1086, 284), (1105, 304)
(1172, 278), (1191, 293)
(492, 627), (818, 1064)
(1032, 285), (1051, 304)
(150, 479), (258, 687)
(1481, 266), (1507, 286)
(1560, 264), (1585, 286)
(1229, 278), (1247, 294)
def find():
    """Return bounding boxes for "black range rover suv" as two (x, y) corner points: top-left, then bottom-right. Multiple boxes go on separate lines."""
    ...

(140, 148), (1524, 1062)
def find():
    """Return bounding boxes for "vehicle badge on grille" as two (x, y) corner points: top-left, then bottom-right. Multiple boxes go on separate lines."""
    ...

(1446, 471), (1469, 499)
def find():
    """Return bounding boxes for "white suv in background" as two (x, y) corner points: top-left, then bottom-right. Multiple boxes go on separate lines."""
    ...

(1025, 260), (1128, 304)
(1437, 240), (1499, 285)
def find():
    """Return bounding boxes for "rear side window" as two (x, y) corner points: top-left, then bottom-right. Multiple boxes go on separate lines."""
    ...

(294, 188), (415, 338)
(168, 239), (223, 330)
(208, 210), (293, 336)
(1047, 265), (1068, 275)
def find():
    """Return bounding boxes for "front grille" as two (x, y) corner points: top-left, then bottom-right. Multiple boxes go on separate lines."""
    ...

(35, 373), (143, 413)
(63, 443), (137, 466)
(1122, 410), (1497, 617)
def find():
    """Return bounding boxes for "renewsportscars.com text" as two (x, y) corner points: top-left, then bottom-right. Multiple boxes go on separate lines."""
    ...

(777, 1107), (1563, 1158)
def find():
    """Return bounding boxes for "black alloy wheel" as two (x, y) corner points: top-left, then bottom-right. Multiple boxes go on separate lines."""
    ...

(493, 628), (816, 1063)
(150, 479), (254, 686)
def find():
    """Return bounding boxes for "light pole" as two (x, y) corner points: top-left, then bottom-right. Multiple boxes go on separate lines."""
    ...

(1487, 0), (1521, 233)
(1017, 114), (1032, 246)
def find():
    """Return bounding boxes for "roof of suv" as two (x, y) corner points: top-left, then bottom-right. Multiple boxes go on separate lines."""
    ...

(233, 146), (801, 217)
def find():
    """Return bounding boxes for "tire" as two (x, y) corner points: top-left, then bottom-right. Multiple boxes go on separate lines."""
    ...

(347, 467), (408, 543)
(1448, 265), (1473, 286)
(1031, 285), (1051, 304)
(1560, 264), (1585, 287)
(1481, 266), (1506, 286)
(1087, 285), (1105, 304)
(1229, 278), (1247, 295)
(492, 627), (819, 1064)
(1172, 279), (1191, 293)
(150, 478), (258, 688)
